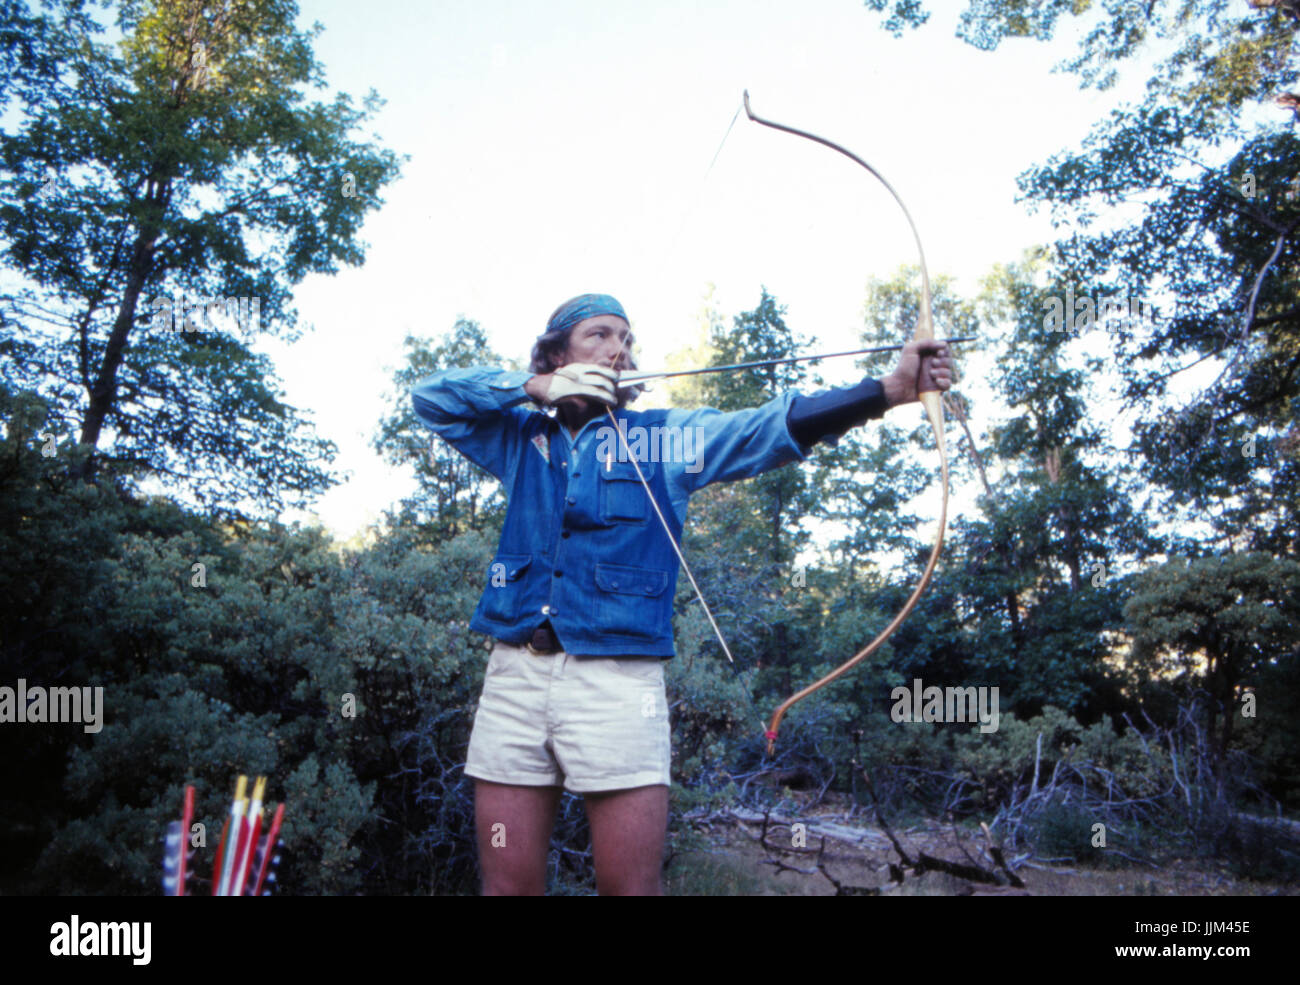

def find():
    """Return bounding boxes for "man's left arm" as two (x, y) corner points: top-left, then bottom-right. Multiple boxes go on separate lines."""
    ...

(663, 338), (953, 494)
(663, 391), (811, 496)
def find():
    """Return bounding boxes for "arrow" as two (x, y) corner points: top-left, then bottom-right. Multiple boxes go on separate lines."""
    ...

(619, 336), (975, 385)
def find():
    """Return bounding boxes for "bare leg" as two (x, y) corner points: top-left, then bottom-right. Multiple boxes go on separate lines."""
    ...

(475, 780), (562, 895)
(584, 784), (668, 896)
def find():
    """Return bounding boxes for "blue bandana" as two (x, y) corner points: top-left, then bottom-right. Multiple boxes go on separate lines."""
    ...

(546, 294), (628, 336)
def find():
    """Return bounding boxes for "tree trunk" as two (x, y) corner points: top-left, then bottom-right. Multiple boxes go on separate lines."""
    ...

(75, 180), (164, 477)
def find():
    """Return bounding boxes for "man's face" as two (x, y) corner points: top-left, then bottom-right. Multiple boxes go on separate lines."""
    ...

(558, 314), (633, 372)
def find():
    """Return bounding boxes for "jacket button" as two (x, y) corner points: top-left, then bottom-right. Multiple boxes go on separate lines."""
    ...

(566, 496), (576, 505)
(561, 530), (570, 539)
(554, 571), (563, 578)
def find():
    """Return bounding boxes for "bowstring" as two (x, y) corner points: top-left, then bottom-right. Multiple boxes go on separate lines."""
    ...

(651, 101), (742, 287)
(599, 96), (770, 737)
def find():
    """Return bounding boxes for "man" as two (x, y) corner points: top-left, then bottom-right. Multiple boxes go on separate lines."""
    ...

(411, 293), (952, 895)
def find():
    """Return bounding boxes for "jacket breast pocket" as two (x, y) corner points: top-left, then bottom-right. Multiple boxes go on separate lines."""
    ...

(598, 457), (655, 524)
(480, 554), (531, 623)
(593, 562), (671, 638)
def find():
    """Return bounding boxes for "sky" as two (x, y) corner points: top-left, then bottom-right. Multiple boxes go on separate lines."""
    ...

(205, 1), (1147, 535)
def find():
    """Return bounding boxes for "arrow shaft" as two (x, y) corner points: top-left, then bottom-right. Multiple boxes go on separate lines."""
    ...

(620, 336), (974, 385)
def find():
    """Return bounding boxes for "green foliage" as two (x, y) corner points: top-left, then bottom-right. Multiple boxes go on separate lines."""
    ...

(0, 0), (403, 515)
(863, 0), (931, 37)
(1124, 554), (1300, 762)
(1026, 798), (1099, 861)
(281, 757), (374, 896)
(1219, 815), (1300, 882)
(692, 288), (816, 571)
(0, 379), (496, 894)
(984, 3), (1300, 552)
(953, 706), (1164, 805)
(373, 320), (510, 541)
(5, 0), (1300, 894)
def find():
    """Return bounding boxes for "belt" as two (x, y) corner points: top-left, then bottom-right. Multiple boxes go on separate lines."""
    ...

(525, 622), (561, 655)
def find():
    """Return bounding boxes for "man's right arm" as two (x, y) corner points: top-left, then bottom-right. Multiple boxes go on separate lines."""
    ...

(410, 367), (536, 482)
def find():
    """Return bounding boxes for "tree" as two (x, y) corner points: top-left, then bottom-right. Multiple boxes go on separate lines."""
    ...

(668, 290), (818, 693)
(0, 0), (403, 516)
(951, 0), (1300, 553)
(859, 0), (1299, 714)
(949, 253), (1154, 717)
(697, 288), (817, 566)
(373, 318), (511, 542)
(1124, 553), (1300, 779)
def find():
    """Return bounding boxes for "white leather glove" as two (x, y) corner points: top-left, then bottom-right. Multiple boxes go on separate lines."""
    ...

(543, 363), (618, 407)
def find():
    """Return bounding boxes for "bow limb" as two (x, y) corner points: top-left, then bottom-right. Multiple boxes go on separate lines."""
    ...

(743, 91), (949, 756)
(763, 399), (948, 754)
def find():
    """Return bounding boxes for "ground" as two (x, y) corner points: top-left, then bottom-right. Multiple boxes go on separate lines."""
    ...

(663, 801), (1300, 897)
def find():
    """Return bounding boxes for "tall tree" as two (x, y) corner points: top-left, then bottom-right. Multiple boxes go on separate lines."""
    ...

(959, 253), (1153, 717)
(697, 288), (817, 566)
(0, 0), (402, 516)
(951, 0), (1300, 553)
(672, 289), (817, 676)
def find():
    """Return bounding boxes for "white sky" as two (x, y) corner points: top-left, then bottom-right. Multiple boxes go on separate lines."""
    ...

(242, 1), (1142, 535)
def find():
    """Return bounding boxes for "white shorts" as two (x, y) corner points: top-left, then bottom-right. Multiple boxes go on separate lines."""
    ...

(465, 640), (671, 793)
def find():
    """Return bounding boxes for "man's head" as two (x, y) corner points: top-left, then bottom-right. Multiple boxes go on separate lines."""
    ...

(530, 294), (638, 407)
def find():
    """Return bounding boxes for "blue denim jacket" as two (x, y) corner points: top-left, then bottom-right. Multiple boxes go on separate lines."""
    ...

(411, 368), (811, 657)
